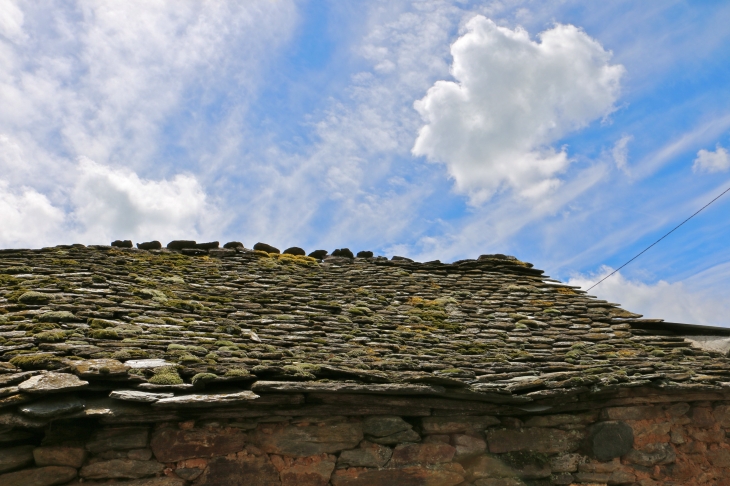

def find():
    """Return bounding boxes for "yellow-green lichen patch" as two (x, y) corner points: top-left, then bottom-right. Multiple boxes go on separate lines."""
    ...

(224, 367), (251, 377)
(37, 311), (77, 323)
(166, 300), (208, 313)
(10, 353), (62, 370)
(191, 372), (217, 386)
(17, 291), (53, 305)
(133, 288), (169, 302)
(34, 330), (70, 343)
(89, 329), (121, 340)
(148, 366), (184, 385)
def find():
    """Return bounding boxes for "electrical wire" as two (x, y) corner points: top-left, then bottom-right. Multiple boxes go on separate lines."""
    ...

(586, 184), (730, 292)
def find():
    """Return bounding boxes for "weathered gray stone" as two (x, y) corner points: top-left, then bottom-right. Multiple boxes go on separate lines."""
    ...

(667, 402), (690, 417)
(251, 381), (445, 395)
(125, 359), (174, 369)
(603, 405), (663, 421)
(103, 478), (186, 486)
(0, 372), (38, 388)
(175, 467), (204, 480)
(253, 242), (280, 254)
(17, 373), (88, 394)
(0, 465), (77, 486)
(150, 426), (246, 462)
(584, 421), (634, 461)
(462, 454), (517, 481)
(337, 441), (392, 468)
(0, 411), (47, 428)
(331, 465), (464, 486)
(453, 434), (487, 459)
(362, 416), (412, 437)
(70, 358), (129, 378)
(19, 395), (84, 419)
(550, 473), (575, 485)
(137, 241), (162, 250)
(524, 411), (599, 427)
(86, 427), (150, 453)
(487, 428), (582, 454)
(33, 446), (87, 468)
(18, 291), (54, 305)
(137, 383), (193, 391)
(209, 249), (236, 258)
(574, 470), (637, 484)
(0, 392), (31, 409)
(253, 421), (363, 457)
(390, 442), (456, 466)
(707, 448), (730, 468)
(421, 416), (500, 434)
(689, 407), (716, 428)
(473, 479), (524, 486)
(127, 448), (153, 461)
(80, 458), (163, 479)
(368, 428), (421, 445)
(0, 429), (38, 444)
(0, 386), (19, 398)
(713, 404), (730, 426)
(196, 453), (281, 486)
(109, 390), (174, 403)
(152, 390), (259, 407)
(549, 453), (583, 473)
(0, 445), (34, 473)
(501, 451), (551, 479)
(167, 240), (196, 250)
(272, 453), (336, 486)
(625, 443), (676, 467)
(308, 249), (328, 259)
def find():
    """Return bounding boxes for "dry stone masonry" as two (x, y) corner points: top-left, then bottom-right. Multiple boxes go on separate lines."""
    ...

(1, 241), (730, 485)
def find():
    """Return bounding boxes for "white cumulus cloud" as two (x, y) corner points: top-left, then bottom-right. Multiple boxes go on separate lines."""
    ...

(70, 158), (221, 245)
(0, 180), (65, 248)
(412, 16), (624, 203)
(569, 266), (730, 327)
(693, 145), (730, 173)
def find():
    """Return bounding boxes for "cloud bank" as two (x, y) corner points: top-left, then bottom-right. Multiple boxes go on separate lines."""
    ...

(412, 16), (624, 203)
(0, 158), (218, 247)
(70, 159), (219, 244)
(569, 267), (730, 327)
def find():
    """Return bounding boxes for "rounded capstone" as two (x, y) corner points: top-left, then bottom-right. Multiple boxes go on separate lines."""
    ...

(111, 240), (133, 248)
(167, 240), (196, 250)
(283, 247), (306, 256)
(332, 248), (354, 258)
(137, 241), (162, 250)
(585, 421), (634, 461)
(308, 249), (328, 259)
(254, 242), (280, 254)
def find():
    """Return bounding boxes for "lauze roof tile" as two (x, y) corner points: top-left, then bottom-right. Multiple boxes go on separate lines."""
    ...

(0, 242), (729, 420)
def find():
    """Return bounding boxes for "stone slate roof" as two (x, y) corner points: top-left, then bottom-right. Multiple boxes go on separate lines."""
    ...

(1, 243), (730, 418)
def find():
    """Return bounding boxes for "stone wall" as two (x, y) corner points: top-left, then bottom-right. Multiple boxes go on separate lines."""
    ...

(2, 399), (730, 486)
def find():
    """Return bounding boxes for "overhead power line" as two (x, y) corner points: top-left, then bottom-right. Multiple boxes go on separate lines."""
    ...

(586, 183), (730, 292)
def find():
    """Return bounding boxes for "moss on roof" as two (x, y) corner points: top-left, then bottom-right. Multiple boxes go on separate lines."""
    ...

(0, 244), (729, 402)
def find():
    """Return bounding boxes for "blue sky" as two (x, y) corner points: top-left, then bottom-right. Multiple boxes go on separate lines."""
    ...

(1, 1), (729, 325)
